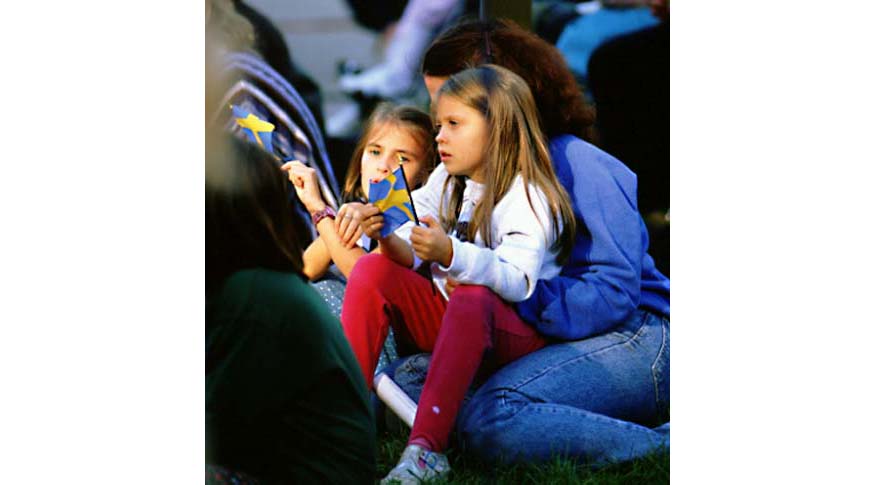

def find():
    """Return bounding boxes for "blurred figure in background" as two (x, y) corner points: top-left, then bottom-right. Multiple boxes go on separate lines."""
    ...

(343, 0), (409, 33)
(554, 0), (661, 88)
(232, 0), (327, 133)
(207, 0), (343, 253)
(338, 0), (465, 100)
(588, 0), (669, 274)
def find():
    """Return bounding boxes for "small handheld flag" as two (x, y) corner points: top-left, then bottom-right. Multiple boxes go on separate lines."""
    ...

(369, 165), (417, 238)
(370, 161), (436, 292)
(231, 105), (275, 153)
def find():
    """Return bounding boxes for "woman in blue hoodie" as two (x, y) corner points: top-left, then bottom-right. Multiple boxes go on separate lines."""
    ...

(387, 17), (670, 466)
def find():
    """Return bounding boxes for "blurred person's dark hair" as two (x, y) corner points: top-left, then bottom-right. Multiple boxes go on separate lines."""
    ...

(422, 18), (595, 142)
(206, 134), (308, 294)
(342, 102), (436, 203)
(344, 0), (408, 32)
(207, 0), (255, 54)
(206, 0), (255, 125)
(231, 0), (327, 133)
(206, 0), (342, 237)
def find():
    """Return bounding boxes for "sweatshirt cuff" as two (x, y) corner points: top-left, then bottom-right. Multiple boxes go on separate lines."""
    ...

(436, 237), (466, 276)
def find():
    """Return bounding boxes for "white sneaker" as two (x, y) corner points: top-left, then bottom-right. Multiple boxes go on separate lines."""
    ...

(381, 444), (450, 484)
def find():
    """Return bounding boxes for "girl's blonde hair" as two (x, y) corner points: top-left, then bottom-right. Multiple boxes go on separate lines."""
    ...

(436, 64), (576, 263)
(342, 102), (436, 202)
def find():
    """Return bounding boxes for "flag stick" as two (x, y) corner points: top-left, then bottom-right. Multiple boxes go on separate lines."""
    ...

(398, 160), (436, 293)
(398, 162), (421, 225)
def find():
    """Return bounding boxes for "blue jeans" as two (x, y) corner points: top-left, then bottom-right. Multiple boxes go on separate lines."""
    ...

(386, 309), (669, 465)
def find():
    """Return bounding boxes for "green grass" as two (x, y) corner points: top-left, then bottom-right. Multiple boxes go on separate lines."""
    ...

(375, 428), (669, 484)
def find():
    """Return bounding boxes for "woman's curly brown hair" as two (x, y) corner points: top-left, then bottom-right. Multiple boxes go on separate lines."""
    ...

(422, 17), (596, 142)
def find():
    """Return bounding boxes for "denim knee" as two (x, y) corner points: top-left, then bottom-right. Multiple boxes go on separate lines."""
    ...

(457, 387), (530, 461)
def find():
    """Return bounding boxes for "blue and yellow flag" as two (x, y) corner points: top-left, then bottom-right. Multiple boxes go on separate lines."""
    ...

(369, 166), (416, 238)
(231, 105), (275, 153)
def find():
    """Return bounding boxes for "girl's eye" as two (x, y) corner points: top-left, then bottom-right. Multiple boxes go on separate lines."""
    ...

(369, 149), (380, 156)
(448, 119), (458, 126)
(398, 156), (410, 163)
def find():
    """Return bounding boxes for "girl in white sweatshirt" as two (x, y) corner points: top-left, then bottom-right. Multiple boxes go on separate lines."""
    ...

(341, 64), (576, 484)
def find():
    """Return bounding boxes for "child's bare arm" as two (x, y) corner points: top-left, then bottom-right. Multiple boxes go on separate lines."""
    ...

(376, 233), (415, 268)
(302, 238), (332, 280)
(359, 204), (415, 268)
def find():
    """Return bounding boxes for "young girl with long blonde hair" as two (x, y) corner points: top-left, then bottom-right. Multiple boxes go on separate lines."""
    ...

(341, 64), (576, 483)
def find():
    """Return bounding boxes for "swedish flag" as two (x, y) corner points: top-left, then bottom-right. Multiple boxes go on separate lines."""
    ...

(231, 105), (275, 153)
(369, 166), (416, 238)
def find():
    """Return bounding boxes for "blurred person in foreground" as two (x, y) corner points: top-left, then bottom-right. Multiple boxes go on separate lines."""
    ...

(205, 134), (376, 484)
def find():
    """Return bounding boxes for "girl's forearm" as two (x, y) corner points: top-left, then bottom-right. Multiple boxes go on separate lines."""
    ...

(302, 237), (332, 281)
(316, 217), (367, 278)
(378, 233), (415, 268)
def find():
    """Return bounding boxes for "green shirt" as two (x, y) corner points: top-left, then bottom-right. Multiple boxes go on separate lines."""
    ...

(207, 268), (375, 484)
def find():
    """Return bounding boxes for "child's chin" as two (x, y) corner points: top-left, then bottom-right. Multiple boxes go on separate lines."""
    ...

(444, 166), (462, 176)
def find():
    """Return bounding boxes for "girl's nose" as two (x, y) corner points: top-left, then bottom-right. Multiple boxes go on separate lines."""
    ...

(376, 154), (391, 173)
(435, 127), (446, 144)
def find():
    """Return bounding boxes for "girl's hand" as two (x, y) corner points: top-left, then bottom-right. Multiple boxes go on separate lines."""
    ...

(359, 204), (386, 241)
(444, 277), (460, 297)
(281, 160), (325, 214)
(335, 202), (366, 248)
(410, 216), (453, 267)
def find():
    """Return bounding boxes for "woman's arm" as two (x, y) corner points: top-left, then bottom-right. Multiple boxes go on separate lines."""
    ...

(516, 137), (644, 339)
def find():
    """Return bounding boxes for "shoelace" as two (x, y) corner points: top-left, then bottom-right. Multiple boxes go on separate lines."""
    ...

(417, 450), (442, 471)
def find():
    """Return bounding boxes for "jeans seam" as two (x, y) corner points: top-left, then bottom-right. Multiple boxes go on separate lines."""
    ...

(509, 312), (650, 391)
(491, 389), (529, 425)
(491, 396), (648, 432)
(651, 318), (669, 415)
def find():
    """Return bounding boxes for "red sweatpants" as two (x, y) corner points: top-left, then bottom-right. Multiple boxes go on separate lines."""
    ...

(340, 253), (547, 452)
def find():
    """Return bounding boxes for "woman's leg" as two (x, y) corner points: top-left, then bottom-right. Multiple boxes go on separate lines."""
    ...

(408, 285), (547, 453)
(340, 253), (446, 388)
(457, 310), (670, 465)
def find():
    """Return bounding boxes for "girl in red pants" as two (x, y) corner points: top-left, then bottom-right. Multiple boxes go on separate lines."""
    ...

(343, 64), (576, 484)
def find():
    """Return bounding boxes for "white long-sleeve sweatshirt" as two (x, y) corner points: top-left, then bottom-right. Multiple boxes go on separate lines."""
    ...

(396, 163), (562, 302)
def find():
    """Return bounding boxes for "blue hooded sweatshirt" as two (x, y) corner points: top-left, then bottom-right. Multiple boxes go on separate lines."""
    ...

(516, 134), (670, 340)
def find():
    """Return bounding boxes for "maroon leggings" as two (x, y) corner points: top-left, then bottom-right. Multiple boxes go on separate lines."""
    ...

(341, 253), (547, 452)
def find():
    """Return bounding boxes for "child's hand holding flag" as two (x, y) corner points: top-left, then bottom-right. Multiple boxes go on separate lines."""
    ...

(358, 204), (386, 241)
(410, 216), (453, 267)
(368, 165), (418, 238)
(366, 163), (436, 290)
